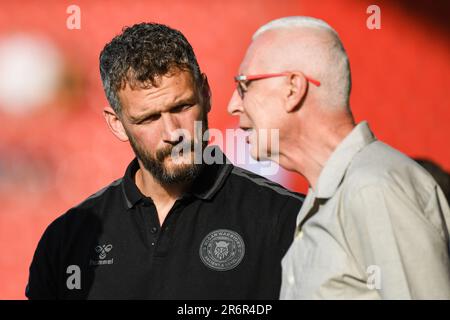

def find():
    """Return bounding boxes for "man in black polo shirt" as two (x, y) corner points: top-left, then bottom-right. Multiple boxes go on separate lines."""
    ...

(26, 23), (303, 299)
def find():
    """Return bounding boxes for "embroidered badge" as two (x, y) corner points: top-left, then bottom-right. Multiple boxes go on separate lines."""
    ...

(199, 229), (245, 271)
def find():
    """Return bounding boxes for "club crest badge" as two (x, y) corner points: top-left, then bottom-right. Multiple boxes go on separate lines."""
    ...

(199, 229), (245, 271)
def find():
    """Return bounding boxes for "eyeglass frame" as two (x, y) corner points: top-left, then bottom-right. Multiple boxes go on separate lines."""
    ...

(234, 72), (321, 99)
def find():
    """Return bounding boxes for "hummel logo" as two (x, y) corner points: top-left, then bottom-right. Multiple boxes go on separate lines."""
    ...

(95, 244), (113, 260)
(90, 244), (114, 266)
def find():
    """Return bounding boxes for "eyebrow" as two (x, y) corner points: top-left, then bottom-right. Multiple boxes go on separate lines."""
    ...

(129, 96), (197, 123)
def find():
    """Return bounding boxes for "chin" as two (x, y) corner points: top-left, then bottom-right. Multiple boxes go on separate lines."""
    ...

(166, 152), (195, 167)
(249, 144), (258, 161)
(250, 150), (265, 162)
(249, 144), (269, 162)
(164, 160), (193, 175)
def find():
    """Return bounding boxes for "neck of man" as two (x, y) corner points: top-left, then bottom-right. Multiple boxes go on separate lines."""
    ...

(282, 107), (355, 191)
(135, 162), (191, 226)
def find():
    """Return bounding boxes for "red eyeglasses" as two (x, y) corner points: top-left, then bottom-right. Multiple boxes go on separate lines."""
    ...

(234, 72), (321, 99)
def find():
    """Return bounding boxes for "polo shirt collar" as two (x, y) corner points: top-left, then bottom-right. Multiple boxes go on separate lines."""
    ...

(122, 145), (233, 209)
(314, 121), (376, 199)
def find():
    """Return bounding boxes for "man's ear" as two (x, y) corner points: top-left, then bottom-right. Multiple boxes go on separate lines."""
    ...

(103, 106), (129, 142)
(201, 73), (212, 113)
(284, 72), (307, 113)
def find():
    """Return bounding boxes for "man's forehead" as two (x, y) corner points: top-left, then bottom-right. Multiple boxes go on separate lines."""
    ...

(123, 68), (194, 91)
(239, 30), (285, 74)
(239, 45), (266, 74)
(240, 27), (326, 74)
(119, 70), (196, 114)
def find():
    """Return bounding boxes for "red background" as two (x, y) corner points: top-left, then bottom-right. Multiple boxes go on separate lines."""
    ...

(0, 0), (449, 299)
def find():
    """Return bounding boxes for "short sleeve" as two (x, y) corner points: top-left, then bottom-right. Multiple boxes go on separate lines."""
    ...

(344, 183), (450, 299)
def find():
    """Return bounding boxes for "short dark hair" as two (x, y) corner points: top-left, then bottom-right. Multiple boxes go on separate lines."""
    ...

(99, 22), (203, 114)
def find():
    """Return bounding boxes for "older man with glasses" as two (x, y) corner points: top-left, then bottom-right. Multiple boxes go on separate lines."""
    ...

(228, 16), (450, 299)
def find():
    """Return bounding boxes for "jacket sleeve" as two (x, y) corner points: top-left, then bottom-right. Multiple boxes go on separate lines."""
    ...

(344, 183), (450, 299)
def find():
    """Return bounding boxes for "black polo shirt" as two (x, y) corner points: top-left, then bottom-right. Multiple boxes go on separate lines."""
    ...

(26, 147), (304, 299)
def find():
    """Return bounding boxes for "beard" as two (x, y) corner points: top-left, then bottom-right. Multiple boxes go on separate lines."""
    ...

(128, 117), (208, 186)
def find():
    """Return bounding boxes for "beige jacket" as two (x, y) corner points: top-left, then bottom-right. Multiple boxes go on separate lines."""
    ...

(280, 121), (450, 299)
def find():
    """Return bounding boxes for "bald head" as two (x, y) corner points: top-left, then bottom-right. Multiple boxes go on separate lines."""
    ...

(247, 16), (351, 110)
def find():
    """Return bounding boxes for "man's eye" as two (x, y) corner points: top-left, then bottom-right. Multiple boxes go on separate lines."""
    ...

(140, 114), (160, 123)
(172, 104), (192, 113)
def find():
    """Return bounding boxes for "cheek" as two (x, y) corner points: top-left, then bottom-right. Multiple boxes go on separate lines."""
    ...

(247, 109), (282, 154)
(178, 108), (205, 138)
(131, 126), (161, 151)
(247, 110), (274, 132)
(244, 94), (274, 128)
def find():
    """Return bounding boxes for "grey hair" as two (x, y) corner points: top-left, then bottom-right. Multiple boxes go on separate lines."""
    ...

(253, 16), (338, 40)
(253, 16), (352, 109)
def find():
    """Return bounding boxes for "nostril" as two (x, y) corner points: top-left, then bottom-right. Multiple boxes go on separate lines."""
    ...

(231, 109), (241, 116)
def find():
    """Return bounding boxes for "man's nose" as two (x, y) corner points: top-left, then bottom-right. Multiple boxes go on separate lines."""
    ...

(161, 113), (183, 144)
(227, 89), (244, 116)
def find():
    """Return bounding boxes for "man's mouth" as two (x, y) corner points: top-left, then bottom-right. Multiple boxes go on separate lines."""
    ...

(239, 127), (253, 144)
